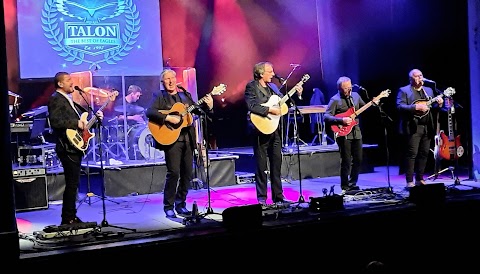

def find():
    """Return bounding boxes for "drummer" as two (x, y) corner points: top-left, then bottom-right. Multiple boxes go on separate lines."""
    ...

(114, 84), (145, 125)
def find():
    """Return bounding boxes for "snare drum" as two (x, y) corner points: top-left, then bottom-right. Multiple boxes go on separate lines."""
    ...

(127, 124), (164, 160)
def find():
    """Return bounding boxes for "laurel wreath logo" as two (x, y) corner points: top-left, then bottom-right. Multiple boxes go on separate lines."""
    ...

(42, 0), (140, 70)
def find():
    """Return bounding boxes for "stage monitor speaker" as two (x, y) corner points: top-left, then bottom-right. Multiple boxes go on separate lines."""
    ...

(222, 204), (263, 231)
(13, 170), (48, 211)
(409, 183), (446, 208)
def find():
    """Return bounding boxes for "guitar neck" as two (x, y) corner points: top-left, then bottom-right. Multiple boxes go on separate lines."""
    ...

(279, 85), (301, 106)
(185, 93), (211, 114)
(85, 99), (111, 130)
(352, 100), (375, 118)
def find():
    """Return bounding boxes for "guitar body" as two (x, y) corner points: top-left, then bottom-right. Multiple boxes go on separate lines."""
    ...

(412, 99), (431, 119)
(439, 131), (463, 161)
(66, 112), (95, 152)
(250, 95), (289, 134)
(148, 102), (194, 145)
(330, 108), (358, 137)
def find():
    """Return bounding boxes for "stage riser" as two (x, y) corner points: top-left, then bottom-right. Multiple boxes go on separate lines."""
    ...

(99, 157), (236, 197)
(235, 148), (375, 180)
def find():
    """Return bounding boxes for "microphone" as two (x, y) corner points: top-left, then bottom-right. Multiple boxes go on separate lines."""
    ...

(422, 77), (436, 83)
(74, 86), (83, 93)
(274, 75), (286, 83)
(353, 84), (366, 91)
(290, 63), (301, 67)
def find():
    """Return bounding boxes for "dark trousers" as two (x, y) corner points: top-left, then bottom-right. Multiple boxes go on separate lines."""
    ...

(253, 128), (284, 202)
(163, 139), (193, 210)
(336, 137), (363, 188)
(56, 149), (83, 221)
(404, 125), (431, 182)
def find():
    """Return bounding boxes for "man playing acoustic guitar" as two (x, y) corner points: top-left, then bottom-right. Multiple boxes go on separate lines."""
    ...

(146, 69), (214, 218)
(396, 68), (443, 189)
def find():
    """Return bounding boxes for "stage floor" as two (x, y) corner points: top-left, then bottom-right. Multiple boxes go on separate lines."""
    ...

(16, 165), (479, 261)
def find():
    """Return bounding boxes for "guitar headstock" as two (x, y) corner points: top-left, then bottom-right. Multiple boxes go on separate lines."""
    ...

(211, 83), (227, 96)
(108, 90), (119, 101)
(300, 74), (310, 83)
(378, 89), (391, 99)
(443, 87), (456, 97)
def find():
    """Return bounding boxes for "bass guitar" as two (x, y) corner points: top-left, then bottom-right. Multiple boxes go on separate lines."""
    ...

(412, 87), (455, 118)
(250, 74), (310, 134)
(438, 97), (464, 160)
(148, 84), (226, 146)
(66, 90), (119, 152)
(331, 89), (391, 137)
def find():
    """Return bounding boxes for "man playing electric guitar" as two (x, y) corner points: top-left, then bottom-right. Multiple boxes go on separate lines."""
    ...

(48, 72), (104, 225)
(146, 68), (213, 218)
(324, 76), (379, 192)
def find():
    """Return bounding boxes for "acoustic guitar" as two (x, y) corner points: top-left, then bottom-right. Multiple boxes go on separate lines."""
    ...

(148, 84), (226, 146)
(66, 90), (119, 152)
(330, 89), (391, 137)
(412, 87), (455, 118)
(250, 74), (310, 134)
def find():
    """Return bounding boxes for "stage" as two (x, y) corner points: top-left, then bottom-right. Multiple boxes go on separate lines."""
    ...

(13, 160), (480, 272)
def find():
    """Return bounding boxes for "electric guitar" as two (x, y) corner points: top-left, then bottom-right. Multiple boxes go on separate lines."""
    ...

(412, 87), (455, 118)
(438, 97), (464, 160)
(250, 74), (310, 134)
(66, 90), (119, 152)
(331, 89), (391, 137)
(148, 84), (226, 146)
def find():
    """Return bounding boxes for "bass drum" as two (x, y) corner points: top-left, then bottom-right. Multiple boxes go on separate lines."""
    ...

(127, 124), (165, 161)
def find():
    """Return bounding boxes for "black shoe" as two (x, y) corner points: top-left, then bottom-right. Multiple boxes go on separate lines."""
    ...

(175, 207), (191, 216)
(165, 209), (177, 218)
(258, 199), (267, 206)
(60, 216), (83, 225)
(348, 185), (360, 191)
(275, 199), (293, 206)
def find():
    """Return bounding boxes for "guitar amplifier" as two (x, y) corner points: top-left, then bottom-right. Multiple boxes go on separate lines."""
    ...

(12, 167), (49, 211)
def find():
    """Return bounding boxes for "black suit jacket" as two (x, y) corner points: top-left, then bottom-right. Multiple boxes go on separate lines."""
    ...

(48, 92), (88, 154)
(396, 84), (438, 136)
(244, 80), (284, 133)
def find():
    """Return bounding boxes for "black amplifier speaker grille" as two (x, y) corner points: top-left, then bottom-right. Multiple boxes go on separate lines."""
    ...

(13, 168), (48, 211)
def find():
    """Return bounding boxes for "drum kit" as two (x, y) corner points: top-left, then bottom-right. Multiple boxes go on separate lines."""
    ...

(80, 87), (164, 162)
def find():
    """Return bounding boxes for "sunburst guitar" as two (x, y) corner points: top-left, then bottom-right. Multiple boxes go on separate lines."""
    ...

(66, 90), (119, 152)
(148, 84), (226, 146)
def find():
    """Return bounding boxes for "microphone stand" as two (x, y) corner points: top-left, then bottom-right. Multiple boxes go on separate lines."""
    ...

(184, 105), (220, 225)
(77, 90), (135, 232)
(278, 69), (305, 204)
(361, 85), (394, 194)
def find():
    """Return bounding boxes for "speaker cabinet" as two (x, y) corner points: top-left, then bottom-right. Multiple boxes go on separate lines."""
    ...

(409, 183), (446, 208)
(222, 204), (263, 230)
(13, 169), (48, 211)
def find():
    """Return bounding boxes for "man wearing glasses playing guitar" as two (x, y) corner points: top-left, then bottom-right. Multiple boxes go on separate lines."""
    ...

(396, 69), (444, 189)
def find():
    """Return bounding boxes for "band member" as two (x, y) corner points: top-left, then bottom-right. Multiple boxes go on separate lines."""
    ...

(396, 68), (443, 188)
(146, 69), (213, 218)
(324, 76), (378, 192)
(244, 61), (302, 205)
(114, 84), (145, 125)
(48, 72), (103, 225)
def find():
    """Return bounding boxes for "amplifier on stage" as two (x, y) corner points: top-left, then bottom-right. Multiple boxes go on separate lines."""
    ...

(13, 167), (48, 211)
(18, 143), (61, 169)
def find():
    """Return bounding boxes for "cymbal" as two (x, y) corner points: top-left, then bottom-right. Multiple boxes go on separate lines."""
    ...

(114, 104), (144, 114)
(83, 87), (110, 97)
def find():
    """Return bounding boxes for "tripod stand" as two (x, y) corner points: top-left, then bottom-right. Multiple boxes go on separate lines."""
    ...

(77, 89), (136, 232)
